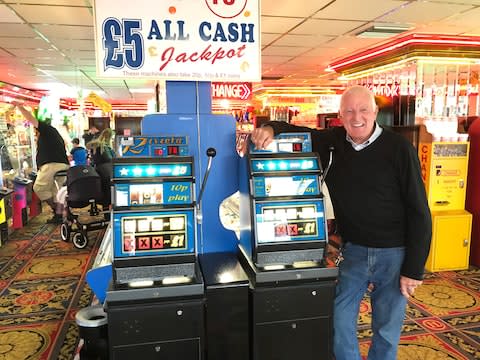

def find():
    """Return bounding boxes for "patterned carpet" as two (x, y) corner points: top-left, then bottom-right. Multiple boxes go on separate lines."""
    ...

(0, 217), (479, 359)
(0, 212), (104, 360)
(356, 268), (480, 359)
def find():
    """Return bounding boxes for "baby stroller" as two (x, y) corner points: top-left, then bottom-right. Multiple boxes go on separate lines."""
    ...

(55, 165), (109, 249)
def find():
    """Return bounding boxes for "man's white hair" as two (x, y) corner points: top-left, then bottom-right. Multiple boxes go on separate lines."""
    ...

(340, 85), (376, 109)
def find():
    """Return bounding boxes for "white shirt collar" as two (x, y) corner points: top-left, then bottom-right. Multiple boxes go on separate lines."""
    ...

(346, 122), (383, 151)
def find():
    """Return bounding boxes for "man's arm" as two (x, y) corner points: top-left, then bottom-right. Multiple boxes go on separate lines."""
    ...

(12, 101), (39, 128)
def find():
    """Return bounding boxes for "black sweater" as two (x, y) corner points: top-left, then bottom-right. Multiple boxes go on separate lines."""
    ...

(267, 122), (432, 280)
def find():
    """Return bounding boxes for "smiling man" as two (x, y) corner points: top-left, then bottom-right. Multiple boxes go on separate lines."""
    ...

(248, 85), (432, 360)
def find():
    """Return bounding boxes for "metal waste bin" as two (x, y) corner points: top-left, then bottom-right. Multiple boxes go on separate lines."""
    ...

(75, 305), (109, 360)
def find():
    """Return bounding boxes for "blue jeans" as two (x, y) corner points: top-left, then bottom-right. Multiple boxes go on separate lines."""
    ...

(333, 243), (407, 360)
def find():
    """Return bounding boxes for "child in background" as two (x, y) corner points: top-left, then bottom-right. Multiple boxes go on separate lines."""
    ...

(70, 138), (88, 166)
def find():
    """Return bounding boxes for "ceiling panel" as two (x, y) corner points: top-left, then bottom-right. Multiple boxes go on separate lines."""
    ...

(3, 0), (92, 5)
(23, 57), (73, 66)
(270, 34), (333, 47)
(34, 24), (94, 39)
(300, 47), (348, 59)
(60, 50), (95, 59)
(291, 19), (366, 36)
(7, 48), (61, 58)
(428, 0), (480, 3)
(50, 39), (95, 51)
(262, 46), (312, 57)
(9, 4), (92, 26)
(443, 7), (480, 27)
(261, 33), (281, 46)
(0, 4), (23, 23)
(379, 2), (474, 23)
(261, 0), (333, 17)
(261, 55), (293, 64)
(261, 16), (303, 34)
(0, 37), (49, 49)
(0, 23), (37, 37)
(315, 0), (409, 21)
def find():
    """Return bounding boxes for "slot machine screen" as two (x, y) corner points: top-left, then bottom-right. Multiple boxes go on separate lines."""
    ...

(113, 210), (195, 258)
(254, 200), (326, 244)
(253, 175), (320, 197)
(114, 181), (192, 207)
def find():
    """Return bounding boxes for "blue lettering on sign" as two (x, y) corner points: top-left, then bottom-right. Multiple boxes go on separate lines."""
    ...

(103, 17), (144, 70)
(147, 20), (190, 40)
(199, 22), (255, 42)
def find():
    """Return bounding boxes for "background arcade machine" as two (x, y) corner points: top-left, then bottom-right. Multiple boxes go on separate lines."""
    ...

(238, 133), (338, 360)
(105, 81), (248, 360)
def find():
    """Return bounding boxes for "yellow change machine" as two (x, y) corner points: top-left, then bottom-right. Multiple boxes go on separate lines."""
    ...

(418, 127), (472, 272)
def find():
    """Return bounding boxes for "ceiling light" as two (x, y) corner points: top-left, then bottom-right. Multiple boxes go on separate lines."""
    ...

(356, 25), (411, 38)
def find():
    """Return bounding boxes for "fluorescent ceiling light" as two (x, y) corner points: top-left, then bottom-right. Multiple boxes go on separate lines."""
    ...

(356, 25), (411, 38)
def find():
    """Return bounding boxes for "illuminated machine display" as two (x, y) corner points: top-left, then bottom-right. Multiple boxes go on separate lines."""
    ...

(238, 133), (338, 359)
(110, 154), (201, 290)
(105, 82), (248, 360)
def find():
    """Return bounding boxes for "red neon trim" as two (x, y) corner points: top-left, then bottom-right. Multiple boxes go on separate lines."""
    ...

(329, 34), (480, 71)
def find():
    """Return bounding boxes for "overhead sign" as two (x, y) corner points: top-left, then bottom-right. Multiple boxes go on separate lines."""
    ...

(211, 82), (252, 100)
(364, 83), (399, 97)
(93, 0), (261, 82)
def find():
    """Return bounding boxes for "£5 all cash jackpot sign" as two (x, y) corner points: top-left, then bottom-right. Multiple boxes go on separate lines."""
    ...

(93, 0), (260, 82)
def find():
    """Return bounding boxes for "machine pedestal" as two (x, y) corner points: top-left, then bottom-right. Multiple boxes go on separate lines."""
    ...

(199, 251), (250, 360)
(106, 294), (205, 360)
(240, 251), (337, 360)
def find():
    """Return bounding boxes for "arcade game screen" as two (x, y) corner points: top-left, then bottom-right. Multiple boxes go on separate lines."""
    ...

(254, 201), (326, 244)
(113, 210), (195, 257)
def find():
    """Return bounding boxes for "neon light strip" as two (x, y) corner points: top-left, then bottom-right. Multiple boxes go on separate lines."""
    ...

(339, 56), (480, 80)
(330, 35), (480, 71)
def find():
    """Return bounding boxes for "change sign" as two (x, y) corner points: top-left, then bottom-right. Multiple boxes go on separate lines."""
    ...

(93, 0), (261, 82)
(211, 82), (252, 100)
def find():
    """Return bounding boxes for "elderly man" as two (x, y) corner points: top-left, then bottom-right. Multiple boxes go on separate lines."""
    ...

(14, 103), (69, 224)
(249, 85), (431, 360)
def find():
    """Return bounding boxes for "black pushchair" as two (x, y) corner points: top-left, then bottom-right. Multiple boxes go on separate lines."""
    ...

(55, 165), (109, 249)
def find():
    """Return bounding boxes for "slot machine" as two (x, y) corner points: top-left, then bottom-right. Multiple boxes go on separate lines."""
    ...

(238, 133), (338, 360)
(104, 81), (248, 360)
(106, 141), (206, 359)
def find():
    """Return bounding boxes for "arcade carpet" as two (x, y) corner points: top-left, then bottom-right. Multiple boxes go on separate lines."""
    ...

(357, 268), (480, 359)
(0, 218), (479, 360)
(0, 211), (104, 360)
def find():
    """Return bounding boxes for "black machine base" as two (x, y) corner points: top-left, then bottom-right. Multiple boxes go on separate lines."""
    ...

(199, 251), (250, 360)
(239, 250), (338, 360)
(106, 295), (205, 360)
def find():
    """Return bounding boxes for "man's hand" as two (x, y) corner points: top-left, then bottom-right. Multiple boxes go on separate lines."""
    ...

(250, 126), (274, 150)
(400, 275), (423, 298)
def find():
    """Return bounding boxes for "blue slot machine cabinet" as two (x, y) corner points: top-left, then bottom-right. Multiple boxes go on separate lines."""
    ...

(105, 138), (206, 360)
(238, 133), (338, 360)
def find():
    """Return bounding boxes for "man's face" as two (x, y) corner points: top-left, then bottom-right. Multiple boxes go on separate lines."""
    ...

(339, 91), (378, 144)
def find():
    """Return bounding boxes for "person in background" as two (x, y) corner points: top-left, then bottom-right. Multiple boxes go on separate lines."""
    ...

(248, 85), (432, 360)
(86, 128), (115, 209)
(82, 125), (99, 145)
(70, 138), (88, 166)
(13, 102), (69, 224)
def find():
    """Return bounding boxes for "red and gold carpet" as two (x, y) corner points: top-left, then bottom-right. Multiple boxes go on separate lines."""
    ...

(358, 268), (480, 359)
(0, 213), (103, 360)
